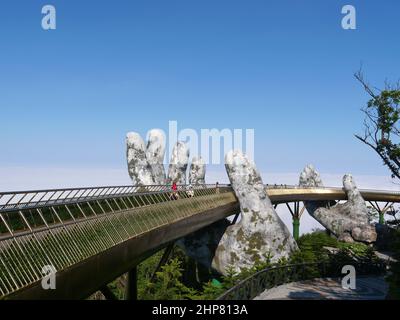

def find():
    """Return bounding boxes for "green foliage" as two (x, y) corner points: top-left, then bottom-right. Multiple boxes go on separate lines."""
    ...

(140, 258), (198, 300)
(296, 231), (339, 261)
(198, 281), (226, 300)
(98, 231), (386, 300)
(295, 231), (375, 264)
(337, 241), (371, 257)
(355, 73), (400, 180)
(137, 250), (166, 297)
(386, 229), (400, 299)
(367, 90), (400, 137)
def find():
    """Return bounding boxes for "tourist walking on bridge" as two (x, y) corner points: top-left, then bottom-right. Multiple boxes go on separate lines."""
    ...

(170, 182), (179, 200)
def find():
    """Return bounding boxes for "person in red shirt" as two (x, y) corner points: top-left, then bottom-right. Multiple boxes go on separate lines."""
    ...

(170, 182), (179, 200)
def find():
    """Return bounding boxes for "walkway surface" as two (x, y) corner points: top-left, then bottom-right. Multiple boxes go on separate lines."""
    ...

(255, 276), (389, 300)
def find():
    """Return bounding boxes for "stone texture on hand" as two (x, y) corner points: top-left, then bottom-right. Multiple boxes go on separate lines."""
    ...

(126, 132), (155, 186)
(189, 156), (206, 185)
(177, 219), (231, 269)
(146, 129), (167, 185)
(299, 164), (336, 215)
(299, 165), (377, 244)
(167, 142), (190, 185)
(212, 150), (298, 275)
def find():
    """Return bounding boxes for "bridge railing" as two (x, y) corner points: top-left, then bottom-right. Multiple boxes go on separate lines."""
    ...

(1, 183), (399, 213)
(217, 260), (386, 300)
(0, 184), (233, 237)
(1, 183), (399, 237)
(265, 184), (400, 194)
(0, 184), (237, 298)
(0, 184), (230, 213)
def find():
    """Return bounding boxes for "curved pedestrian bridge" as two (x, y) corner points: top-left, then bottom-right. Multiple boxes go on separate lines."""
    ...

(266, 185), (400, 203)
(0, 184), (398, 299)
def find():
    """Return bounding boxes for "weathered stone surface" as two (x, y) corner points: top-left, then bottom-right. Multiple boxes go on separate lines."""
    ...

(146, 129), (166, 185)
(176, 156), (215, 268)
(212, 151), (298, 275)
(299, 164), (335, 214)
(167, 142), (189, 185)
(338, 233), (355, 243)
(299, 164), (323, 188)
(126, 132), (155, 185)
(189, 156), (206, 185)
(299, 167), (377, 244)
(177, 219), (231, 269)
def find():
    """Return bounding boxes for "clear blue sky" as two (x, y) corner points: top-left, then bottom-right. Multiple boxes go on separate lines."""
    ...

(1, 0), (399, 178)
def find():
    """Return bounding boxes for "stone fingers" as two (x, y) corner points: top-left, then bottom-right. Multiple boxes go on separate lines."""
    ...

(126, 132), (155, 186)
(146, 129), (167, 185)
(167, 142), (190, 185)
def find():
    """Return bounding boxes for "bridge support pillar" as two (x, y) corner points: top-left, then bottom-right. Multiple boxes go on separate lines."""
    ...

(292, 217), (300, 241)
(151, 243), (175, 282)
(286, 202), (304, 242)
(379, 212), (385, 224)
(369, 201), (392, 225)
(125, 267), (138, 300)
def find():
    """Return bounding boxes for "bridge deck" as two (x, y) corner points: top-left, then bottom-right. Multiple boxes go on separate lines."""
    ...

(267, 187), (400, 203)
(0, 186), (239, 299)
(0, 184), (398, 299)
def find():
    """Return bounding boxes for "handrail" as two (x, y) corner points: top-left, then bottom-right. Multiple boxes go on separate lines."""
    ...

(0, 183), (227, 196)
(0, 186), (233, 237)
(0, 184), (230, 213)
(1, 184), (399, 213)
(2, 183), (399, 195)
(217, 260), (386, 300)
(0, 186), (238, 298)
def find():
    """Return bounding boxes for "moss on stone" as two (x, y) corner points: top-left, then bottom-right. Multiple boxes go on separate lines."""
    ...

(235, 228), (244, 241)
(230, 252), (239, 264)
(246, 232), (265, 250)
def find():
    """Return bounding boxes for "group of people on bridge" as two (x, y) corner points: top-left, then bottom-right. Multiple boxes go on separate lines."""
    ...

(169, 182), (220, 200)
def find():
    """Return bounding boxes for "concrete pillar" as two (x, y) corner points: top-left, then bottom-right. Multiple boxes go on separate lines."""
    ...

(125, 267), (137, 300)
(292, 217), (300, 241)
(379, 212), (385, 224)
